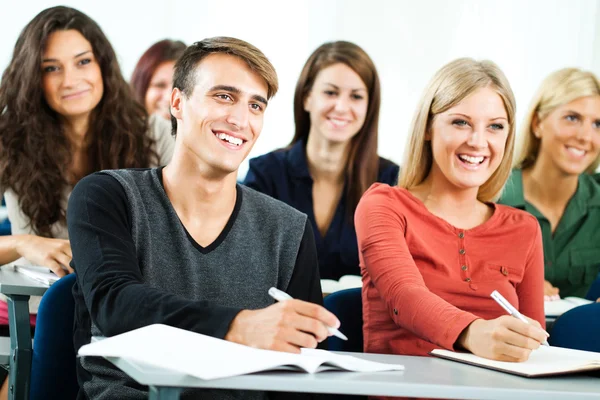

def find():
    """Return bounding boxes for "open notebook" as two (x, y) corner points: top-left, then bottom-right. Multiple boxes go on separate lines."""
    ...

(79, 324), (404, 380)
(431, 346), (600, 377)
(545, 297), (593, 317)
(321, 275), (362, 295)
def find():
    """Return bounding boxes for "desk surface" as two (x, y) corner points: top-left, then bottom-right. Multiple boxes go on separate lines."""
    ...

(107, 351), (600, 400)
(0, 266), (48, 296)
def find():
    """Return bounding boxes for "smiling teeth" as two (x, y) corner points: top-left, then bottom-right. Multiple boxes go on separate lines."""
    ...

(216, 133), (242, 146)
(566, 146), (585, 157)
(329, 118), (349, 127)
(458, 155), (484, 164)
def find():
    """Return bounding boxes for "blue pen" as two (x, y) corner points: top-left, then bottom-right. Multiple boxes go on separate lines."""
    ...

(490, 290), (550, 346)
(268, 287), (348, 341)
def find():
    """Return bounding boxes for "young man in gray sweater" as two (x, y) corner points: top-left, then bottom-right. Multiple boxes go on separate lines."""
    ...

(68, 37), (339, 400)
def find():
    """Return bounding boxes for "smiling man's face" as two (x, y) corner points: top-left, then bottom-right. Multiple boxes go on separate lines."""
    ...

(171, 53), (269, 176)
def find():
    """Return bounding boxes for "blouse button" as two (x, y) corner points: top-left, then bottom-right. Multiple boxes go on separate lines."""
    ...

(393, 308), (398, 315)
(465, 277), (471, 282)
(459, 249), (466, 255)
(461, 265), (468, 271)
(458, 232), (464, 239)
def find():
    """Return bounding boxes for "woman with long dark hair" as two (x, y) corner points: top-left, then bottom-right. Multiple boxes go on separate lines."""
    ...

(130, 39), (186, 120)
(244, 41), (398, 281)
(0, 6), (174, 330)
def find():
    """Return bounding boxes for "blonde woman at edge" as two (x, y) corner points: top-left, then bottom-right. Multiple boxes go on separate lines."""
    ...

(355, 60), (547, 398)
(500, 68), (600, 301)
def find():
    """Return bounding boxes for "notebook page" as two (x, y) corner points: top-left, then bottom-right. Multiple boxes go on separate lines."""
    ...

(79, 324), (404, 380)
(432, 346), (600, 376)
(302, 348), (404, 372)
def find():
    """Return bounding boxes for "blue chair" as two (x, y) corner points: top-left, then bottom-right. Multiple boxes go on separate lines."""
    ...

(585, 274), (600, 301)
(548, 302), (600, 352)
(323, 288), (363, 353)
(29, 273), (78, 400)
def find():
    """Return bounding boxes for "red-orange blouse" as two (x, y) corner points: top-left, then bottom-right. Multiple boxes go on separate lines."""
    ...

(355, 184), (545, 358)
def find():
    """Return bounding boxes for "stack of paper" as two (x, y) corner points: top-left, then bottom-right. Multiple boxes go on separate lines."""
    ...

(14, 265), (59, 286)
(78, 324), (404, 380)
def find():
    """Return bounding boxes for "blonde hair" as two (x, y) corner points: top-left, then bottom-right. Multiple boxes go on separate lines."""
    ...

(516, 67), (600, 173)
(399, 58), (516, 202)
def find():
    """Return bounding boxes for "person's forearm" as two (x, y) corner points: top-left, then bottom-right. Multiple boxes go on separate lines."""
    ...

(0, 234), (27, 265)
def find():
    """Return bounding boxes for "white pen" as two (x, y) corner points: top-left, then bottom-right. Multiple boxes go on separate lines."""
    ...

(490, 290), (550, 346)
(268, 287), (348, 341)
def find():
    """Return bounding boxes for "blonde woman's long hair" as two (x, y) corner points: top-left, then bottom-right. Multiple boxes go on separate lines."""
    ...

(399, 58), (516, 202)
(516, 67), (600, 173)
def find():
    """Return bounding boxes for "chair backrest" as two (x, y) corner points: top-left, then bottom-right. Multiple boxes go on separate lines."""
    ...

(30, 273), (78, 400)
(323, 288), (363, 352)
(548, 302), (600, 352)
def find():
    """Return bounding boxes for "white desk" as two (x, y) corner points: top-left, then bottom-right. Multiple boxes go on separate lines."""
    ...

(0, 266), (49, 400)
(104, 351), (600, 400)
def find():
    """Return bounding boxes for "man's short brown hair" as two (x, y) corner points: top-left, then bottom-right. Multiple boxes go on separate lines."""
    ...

(170, 37), (278, 134)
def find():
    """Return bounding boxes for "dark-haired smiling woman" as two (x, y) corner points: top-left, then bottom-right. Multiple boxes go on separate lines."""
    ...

(244, 41), (398, 281)
(131, 39), (186, 120)
(0, 6), (174, 335)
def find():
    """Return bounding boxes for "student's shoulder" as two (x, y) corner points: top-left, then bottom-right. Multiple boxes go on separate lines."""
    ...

(363, 182), (412, 200)
(70, 171), (129, 206)
(240, 184), (307, 221)
(582, 172), (600, 196)
(498, 168), (525, 207)
(494, 203), (539, 233)
(377, 157), (400, 185)
(248, 148), (289, 171)
(146, 114), (171, 139)
(358, 183), (415, 213)
(74, 169), (154, 196)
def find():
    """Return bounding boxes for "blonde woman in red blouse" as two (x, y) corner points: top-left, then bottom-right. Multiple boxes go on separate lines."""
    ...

(355, 59), (548, 371)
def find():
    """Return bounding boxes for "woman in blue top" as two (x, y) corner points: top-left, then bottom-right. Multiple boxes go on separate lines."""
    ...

(244, 41), (398, 280)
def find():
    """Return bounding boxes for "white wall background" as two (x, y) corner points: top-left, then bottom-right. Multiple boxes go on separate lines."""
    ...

(2, 0), (600, 177)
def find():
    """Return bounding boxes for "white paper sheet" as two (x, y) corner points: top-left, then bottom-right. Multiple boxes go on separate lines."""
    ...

(79, 324), (404, 380)
(432, 346), (600, 376)
(544, 297), (593, 317)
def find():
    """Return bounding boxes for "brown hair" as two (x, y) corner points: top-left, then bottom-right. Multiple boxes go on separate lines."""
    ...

(0, 6), (157, 237)
(291, 41), (381, 220)
(171, 36), (278, 134)
(399, 58), (516, 202)
(130, 39), (186, 107)
(517, 67), (600, 173)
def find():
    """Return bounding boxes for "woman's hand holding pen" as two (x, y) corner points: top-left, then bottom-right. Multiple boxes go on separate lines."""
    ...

(457, 316), (549, 362)
(224, 300), (340, 353)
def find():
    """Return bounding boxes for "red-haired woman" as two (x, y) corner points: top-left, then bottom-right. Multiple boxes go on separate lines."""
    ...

(131, 39), (186, 120)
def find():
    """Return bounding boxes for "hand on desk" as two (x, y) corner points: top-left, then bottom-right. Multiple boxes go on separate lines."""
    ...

(225, 299), (340, 353)
(16, 235), (74, 277)
(457, 316), (548, 362)
(543, 280), (560, 300)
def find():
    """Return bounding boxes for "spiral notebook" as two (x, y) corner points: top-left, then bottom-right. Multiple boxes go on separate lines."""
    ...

(431, 346), (600, 377)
